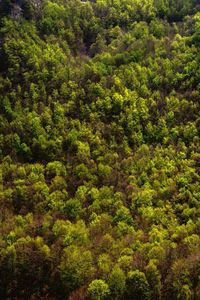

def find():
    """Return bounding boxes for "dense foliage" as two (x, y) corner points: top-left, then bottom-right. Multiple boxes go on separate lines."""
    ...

(0, 0), (200, 299)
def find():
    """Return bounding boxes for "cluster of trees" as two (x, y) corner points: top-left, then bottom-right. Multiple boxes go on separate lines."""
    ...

(0, 0), (199, 299)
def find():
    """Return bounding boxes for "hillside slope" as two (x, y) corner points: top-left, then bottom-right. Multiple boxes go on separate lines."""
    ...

(0, 0), (200, 299)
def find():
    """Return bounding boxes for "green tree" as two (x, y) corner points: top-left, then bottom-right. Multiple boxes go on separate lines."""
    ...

(108, 265), (126, 298)
(88, 279), (110, 300)
(126, 270), (151, 300)
(60, 246), (94, 295)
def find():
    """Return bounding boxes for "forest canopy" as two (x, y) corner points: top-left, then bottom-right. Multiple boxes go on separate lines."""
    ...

(0, 0), (199, 299)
